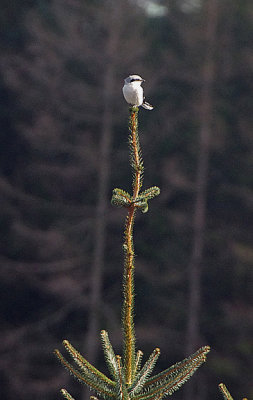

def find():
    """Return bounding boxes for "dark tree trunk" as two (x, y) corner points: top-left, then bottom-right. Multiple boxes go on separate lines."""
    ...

(81, 4), (122, 400)
(185, 0), (218, 399)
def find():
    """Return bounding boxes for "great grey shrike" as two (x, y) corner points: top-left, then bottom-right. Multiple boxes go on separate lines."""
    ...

(122, 75), (153, 110)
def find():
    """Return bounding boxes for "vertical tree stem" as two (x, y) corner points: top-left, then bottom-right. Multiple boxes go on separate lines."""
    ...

(123, 107), (142, 385)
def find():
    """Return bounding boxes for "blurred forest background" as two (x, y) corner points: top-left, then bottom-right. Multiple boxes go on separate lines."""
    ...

(0, 0), (252, 400)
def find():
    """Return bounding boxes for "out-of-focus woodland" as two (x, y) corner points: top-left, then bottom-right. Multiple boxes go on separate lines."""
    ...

(0, 1), (252, 400)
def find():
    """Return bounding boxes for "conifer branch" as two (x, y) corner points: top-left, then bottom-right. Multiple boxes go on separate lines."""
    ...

(116, 355), (128, 400)
(138, 346), (210, 400)
(137, 187), (160, 202)
(61, 389), (76, 400)
(219, 384), (234, 400)
(55, 349), (116, 398)
(219, 383), (248, 400)
(111, 188), (132, 208)
(129, 348), (160, 396)
(101, 330), (118, 380)
(133, 350), (144, 377)
(62, 340), (115, 387)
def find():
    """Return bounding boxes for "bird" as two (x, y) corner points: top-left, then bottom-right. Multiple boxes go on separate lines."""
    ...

(122, 75), (154, 110)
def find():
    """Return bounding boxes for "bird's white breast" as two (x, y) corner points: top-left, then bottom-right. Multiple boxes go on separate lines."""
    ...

(123, 84), (143, 106)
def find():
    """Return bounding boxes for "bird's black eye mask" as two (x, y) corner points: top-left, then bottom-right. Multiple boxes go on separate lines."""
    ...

(130, 78), (142, 82)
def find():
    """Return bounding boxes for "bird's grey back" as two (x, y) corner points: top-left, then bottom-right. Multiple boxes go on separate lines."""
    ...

(124, 76), (132, 84)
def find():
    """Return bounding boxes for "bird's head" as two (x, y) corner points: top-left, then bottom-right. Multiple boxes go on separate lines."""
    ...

(124, 75), (145, 85)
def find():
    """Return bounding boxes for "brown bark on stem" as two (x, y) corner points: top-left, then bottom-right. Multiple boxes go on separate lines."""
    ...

(123, 109), (142, 385)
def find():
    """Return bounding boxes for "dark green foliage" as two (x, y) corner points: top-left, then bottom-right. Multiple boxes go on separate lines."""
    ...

(61, 389), (76, 400)
(134, 187), (160, 213)
(56, 334), (210, 400)
(219, 384), (234, 400)
(218, 383), (248, 400)
(111, 189), (132, 208)
(111, 187), (160, 213)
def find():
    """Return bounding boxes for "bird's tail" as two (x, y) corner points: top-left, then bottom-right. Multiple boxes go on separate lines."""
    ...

(141, 101), (154, 110)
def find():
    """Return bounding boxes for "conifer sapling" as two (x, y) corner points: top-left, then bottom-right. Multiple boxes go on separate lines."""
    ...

(55, 105), (210, 400)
